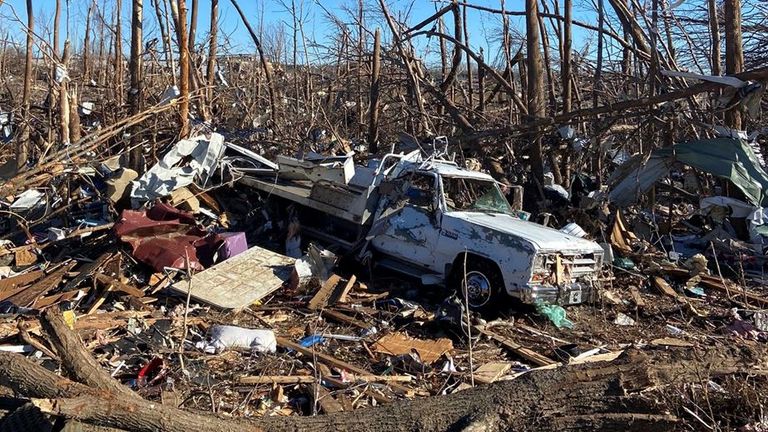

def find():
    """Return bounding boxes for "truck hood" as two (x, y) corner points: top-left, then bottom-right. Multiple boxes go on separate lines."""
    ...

(448, 211), (604, 252)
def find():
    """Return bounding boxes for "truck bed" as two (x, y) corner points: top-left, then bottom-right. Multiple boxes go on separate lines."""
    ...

(239, 175), (376, 225)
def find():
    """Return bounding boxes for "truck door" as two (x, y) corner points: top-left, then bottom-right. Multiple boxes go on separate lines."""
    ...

(370, 172), (440, 270)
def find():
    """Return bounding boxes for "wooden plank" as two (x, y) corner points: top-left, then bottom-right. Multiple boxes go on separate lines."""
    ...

(240, 375), (315, 384)
(4, 262), (75, 307)
(663, 266), (768, 305)
(0, 270), (44, 293)
(336, 275), (356, 303)
(313, 384), (344, 413)
(475, 326), (556, 367)
(276, 337), (413, 397)
(652, 276), (680, 298)
(239, 375), (413, 385)
(321, 309), (371, 330)
(473, 361), (513, 384)
(309, 274), (341, 310)
(95, 274), (145, 297)
(629, 286), (646, 307)
(33, 289), (81, 309)
(61, 253), (115, 292)
(372, 332), (453, 364)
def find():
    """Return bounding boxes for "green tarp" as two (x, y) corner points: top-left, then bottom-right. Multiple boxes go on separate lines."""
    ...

(609, 138), (768, 207)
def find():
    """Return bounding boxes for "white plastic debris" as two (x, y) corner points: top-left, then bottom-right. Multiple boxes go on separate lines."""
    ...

(158, 86), (181, 106)
(613, 313), (636, 326)
(205, 325), (276, 353)
(79, 101), (94, 116)
(661, 70), (747, 88)
(47, 227), (68, 242)
(294, 243), (338, 285)
(131, 133), (225, 202)
(54, 64), (69, 83)
(9, 189), (45, 211)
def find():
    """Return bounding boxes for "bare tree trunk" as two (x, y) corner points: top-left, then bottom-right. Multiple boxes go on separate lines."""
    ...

(97, 3), (106, 86)
(153, 0), (176, 86)
(188, 0), (198, 55)
(83, 3), (93, 81)
(206, 0), (218, 118)
(708, 0), (721, 76)
(17, 0), (34, 170)
(187, 0), (199, 95)
(53, 0), (61, 58)
(377, 0), (431, 135)
(724, 0), (742, 130)
(115, 0), (124, 108)
(368, 28), (381, 155)
(230, 0), (278, 124)
(477, 47), (485, 113)
(525, 0), (545, 185)
(537, 12), (556, 114)
(59, 42), (71, 145)
(69, 84), (81, 143)
(129, 0), (144, 171)
(562, 0), (572, 114)
(462, 4), (473, 108)
(176, 0), (191, 137)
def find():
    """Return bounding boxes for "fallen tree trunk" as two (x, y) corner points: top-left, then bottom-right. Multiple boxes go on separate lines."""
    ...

(4, 344), (767, 432)
(40, 309), (139, 400)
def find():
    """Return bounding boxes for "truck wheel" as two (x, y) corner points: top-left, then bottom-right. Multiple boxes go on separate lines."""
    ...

(451, 259), (503, 310)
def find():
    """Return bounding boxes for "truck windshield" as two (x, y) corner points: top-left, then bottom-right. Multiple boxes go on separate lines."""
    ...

(442, 177), (513, 214)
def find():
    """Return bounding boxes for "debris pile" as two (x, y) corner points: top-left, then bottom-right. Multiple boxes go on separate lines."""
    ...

(0, 132), (767, 431)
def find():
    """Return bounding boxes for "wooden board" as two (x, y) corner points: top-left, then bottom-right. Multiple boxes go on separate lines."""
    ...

(372, 332), (453, 364)
(308, 274), (341, 310)
(473, 361), (513, 384)
(0, 270), (44, 293)
(475, 326), (556, 367)
(169, 245), (295, 309)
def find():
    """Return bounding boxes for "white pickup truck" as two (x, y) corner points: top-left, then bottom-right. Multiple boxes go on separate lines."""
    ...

(238, 150), (604, 309)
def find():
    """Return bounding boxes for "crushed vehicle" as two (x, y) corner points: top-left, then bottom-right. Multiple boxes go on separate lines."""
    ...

(238, 151), (604, 308)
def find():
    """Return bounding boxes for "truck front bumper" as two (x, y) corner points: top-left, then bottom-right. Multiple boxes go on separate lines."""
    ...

(516, 281), (597, 305)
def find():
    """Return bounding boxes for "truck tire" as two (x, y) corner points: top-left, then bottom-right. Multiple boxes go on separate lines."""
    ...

(450, 258), (504, 311)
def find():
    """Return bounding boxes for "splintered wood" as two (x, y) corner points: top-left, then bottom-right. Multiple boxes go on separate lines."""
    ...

(308, 274), (342, 310)
(473, 362), (513, 384)
(372, 332), (453, 364)
(475, 326), (556, 367)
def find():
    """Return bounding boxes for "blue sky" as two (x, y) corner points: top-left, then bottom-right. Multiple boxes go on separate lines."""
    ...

(0, 0), (594, 67)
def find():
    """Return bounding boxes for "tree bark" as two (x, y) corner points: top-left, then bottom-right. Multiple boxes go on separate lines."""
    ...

(708, 0), (721, 76)
(59, 42), (71, 145)
(230, 0), (278, 125)
(17, 0), (34, 170)
(525, 0), (545, 185)
(206, 0), (218, 119)
(562, 0), (572, 114)
(115, 0), (124, 108)
(175, 0), (190, 137)
(368, 28), (381, 155)
(6, 346), (765, 432)
(129, 0), (144, 171)
(39, 309), (139, 401)
(723, 0), (743, 129)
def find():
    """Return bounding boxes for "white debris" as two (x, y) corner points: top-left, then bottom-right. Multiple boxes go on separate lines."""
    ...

(130, 133), (225, 202)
